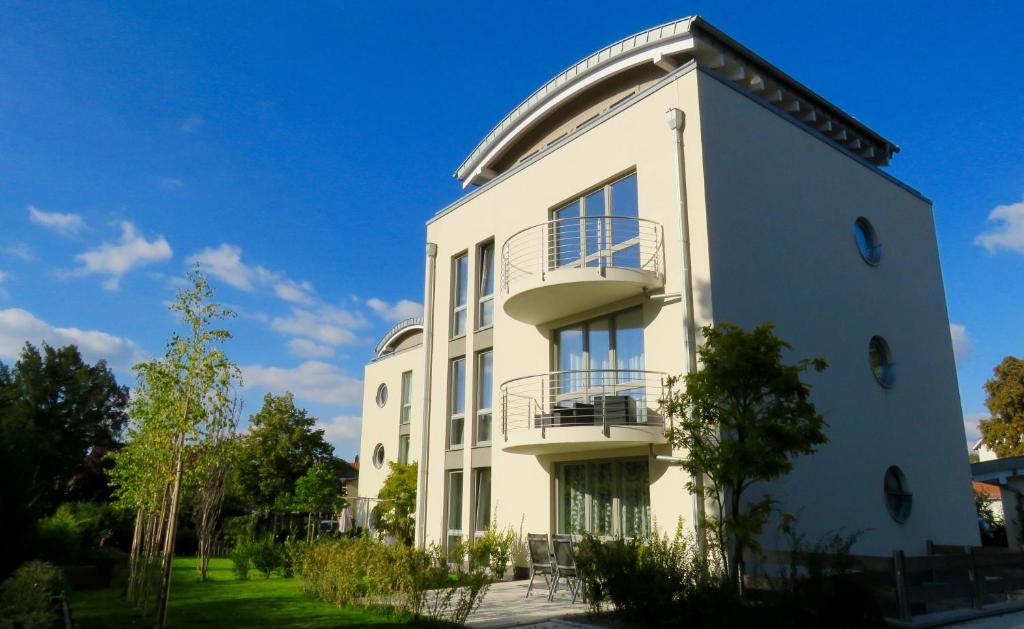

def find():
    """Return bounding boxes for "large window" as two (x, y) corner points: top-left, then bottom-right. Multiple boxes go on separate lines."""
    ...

(552, 173), (640, 271)
(476, 350), (493, 445)
(473, 468), (491, 536)
(449, 357), (466, 448)
(554, 308), (645, 420)
(398, 434), (410, 465)
(400, 371), (413, 425)
(446, 471), (463, 555)
(478, 242), (494, 329)
(557, 459), (650, 537)
(452, 253), (469, 337)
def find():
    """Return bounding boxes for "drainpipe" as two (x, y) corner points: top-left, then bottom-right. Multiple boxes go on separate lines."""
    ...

(667, 107), (707, 556)
(415, 242), (438, 549)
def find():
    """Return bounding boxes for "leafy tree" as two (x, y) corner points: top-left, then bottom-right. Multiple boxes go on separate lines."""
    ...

(294, 464), (345, 541)
(0, 344), (127, 577)
(232, 393), (337, 512)
(373, 462), (417, 545)
(661, 323), (828, 594)
(979, 356), (1024, 457)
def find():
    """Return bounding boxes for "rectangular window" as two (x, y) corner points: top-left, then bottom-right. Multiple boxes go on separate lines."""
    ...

(400, 371), (413, 425)
(449, 357), (466, 448)
(476, 350), (493, 445)
(552, 172), (640, 271)
(557, 459), (650, 537)
(447, 470), (464, 556)
(474, 468), (491, 536)
(452, 253), (469, 337)
(477, 242), (494, 329)
(398, 434), (410, 465)
(553, 307), (646, 423)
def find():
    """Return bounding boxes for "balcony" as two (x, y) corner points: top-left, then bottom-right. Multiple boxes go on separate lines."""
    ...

(500, 216), (664, 325)
(500, 369), (669, 455)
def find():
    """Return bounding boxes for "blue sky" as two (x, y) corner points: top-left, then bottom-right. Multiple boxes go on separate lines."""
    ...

(1, 2), (1022, 458)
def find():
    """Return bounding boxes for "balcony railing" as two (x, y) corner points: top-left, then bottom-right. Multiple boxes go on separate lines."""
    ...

(500, 369), (669, 441)
(500, 216), (663, 294)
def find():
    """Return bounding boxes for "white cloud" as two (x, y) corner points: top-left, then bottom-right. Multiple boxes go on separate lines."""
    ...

(319, 415), (361, 443)
(976, 199), (1024, 254)
(950, 323), (972, 366)
(70, 222), (172, 290)
(0, 307), (147, 370)
(964, 411), (988, 446)
(366, 297), (423, 322)
(28, 205), (85, 235)
(188, 244), (272, 292)
(274, 279), (316, 305)
(3, 243), (37, 262)
(271, 306), (368, 347)
(181, 115), (205, 133)
(287, 338), (335, 359)
(160, 177), (184, 190)
(242, 361), (362, 407)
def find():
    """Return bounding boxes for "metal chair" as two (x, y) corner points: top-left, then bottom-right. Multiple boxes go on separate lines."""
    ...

(525, 533), (555, 598)
(549, 533), (581, 603)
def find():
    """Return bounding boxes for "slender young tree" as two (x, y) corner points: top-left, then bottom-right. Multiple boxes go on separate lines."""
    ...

(661, 323), (828, 595)
(193, 398), (242, 581)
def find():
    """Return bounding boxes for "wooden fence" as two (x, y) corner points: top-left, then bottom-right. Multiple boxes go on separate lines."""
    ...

(745, 542), (1024, 622)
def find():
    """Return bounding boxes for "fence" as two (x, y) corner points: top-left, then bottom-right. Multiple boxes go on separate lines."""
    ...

(745, 542), (1024, 622)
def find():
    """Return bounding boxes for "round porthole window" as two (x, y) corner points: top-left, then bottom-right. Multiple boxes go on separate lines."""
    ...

(376, 383), (388, 408)
(373, 443), (385, 469)
(854, 217), (881, 265)
(869, 336), (894, 388)
(884, 466), (912, 523)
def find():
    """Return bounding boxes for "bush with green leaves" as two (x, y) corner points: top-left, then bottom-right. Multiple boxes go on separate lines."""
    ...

(32, 502), (133, 565)
(467, 524), (516, 580)
(0, 561), (65, 629)
(296, 535), (490, 625)
(228, 540), (253, 580)
(251, 536), (282, 579)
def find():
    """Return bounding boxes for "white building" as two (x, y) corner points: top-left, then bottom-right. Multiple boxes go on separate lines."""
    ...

(358, 16), (978, 556)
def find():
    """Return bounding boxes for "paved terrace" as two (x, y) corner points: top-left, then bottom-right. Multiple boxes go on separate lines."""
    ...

(466, 579), (597, 628)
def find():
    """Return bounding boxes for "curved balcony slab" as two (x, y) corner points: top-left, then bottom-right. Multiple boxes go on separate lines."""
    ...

(501, 421), (667, 455)
(503, 265), (663, 325)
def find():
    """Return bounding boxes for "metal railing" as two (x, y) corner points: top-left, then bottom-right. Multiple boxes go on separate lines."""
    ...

(373, 315), (424, 356)
(500, 369), (669, 440)
(500, 216), (664, 294)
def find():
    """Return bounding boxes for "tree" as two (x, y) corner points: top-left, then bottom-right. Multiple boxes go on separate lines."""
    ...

(661, 323), (828, 594)
(979, 356), (1024, 458)
(0, 344), (127, 577)
(293, 464), (345, 542)
(373, 462), (417, 545)
(231, 393), (337, 513)
(107, 268), (239, 626)
(2, 343), (128, 511)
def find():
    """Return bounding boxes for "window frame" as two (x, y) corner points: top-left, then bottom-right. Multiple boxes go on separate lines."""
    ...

(550, 172), (640, 272)
(869, 335), (895, 388)
(553, 306), (645, 405)
(400, 370), (413, 425)
(448, 357), (466, 449)
(884, 465), (912, 523)
(477, 241), (495, 330)
(398, 434), (410, 466)
(554, 457), (650, 538)
(451, 252), (469, 338)
(476, 350), (493, 446)
(473, 467), (491, 537)
(854, 217), (882, 266)
(446, 470), (464, 556)
(372, 443), (385, 469)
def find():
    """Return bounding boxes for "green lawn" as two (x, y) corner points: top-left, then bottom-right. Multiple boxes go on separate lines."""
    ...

(71, 557), (413, 628)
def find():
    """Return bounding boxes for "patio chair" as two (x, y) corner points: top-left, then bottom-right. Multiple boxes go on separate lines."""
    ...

(549, 534), (581, 603)
(525, 533), (555, 598)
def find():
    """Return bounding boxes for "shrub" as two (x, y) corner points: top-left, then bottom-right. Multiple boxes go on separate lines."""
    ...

(32, 502), (132, 565)
(251, 536), (281, 579)
(229, 540), (253, 580)
(0, 561), (65, 629)
(222, 514), (258, 547)
(467, 525), (515, 580)
(296, 536), (490, 625)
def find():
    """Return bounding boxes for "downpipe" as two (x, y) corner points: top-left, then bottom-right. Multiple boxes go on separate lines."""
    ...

(415, 242), (438, 549)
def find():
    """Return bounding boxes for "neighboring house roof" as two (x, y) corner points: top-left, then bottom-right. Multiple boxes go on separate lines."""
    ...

(454, 14), (898, 187)
(973, 480), (1002, 500)
(972, 455), (1024, 484)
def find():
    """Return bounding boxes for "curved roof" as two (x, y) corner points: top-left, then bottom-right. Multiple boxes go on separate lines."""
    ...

(374, 316), (424, 358)
(455, 15), (898, 187)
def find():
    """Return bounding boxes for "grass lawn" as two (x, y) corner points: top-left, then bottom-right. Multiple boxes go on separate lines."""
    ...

(71, 557), (414, 628)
